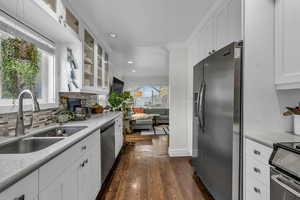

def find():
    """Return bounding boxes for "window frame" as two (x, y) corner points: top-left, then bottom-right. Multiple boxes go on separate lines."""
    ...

(0, 12), (58, 113)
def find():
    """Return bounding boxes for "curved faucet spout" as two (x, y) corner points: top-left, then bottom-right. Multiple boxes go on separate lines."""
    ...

(16, 89), (40, 136)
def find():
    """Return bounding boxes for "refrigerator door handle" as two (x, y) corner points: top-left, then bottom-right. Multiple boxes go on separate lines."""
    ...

(197, 84), (203, 130)
(199, 82), (206, 132)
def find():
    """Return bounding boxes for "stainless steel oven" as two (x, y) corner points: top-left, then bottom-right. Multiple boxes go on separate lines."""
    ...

(269, 142), (300, 200)
(271, 168), (300, 200)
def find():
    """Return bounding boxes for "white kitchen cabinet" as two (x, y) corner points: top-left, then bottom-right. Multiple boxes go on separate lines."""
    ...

(78, 156), (90, 200)
(228, 0), (242, 43)
(40, 130), (101, 200)
(35, 0), (66, 25)
(87, 139), (101, 200)
(79, 133), (101, 200)
(79, 28), (110, 94)
(202, 19), (215, 57)
(275, 0), (300, 89)
(215, 4), (229, 51)
(244, 138), (272, 200)
(0, 171), (38, 200)
(189, 0), (241, 65)
(115, 115), (124, 157)
(39, 163), (78, 200)
(214, 0), (241, 52)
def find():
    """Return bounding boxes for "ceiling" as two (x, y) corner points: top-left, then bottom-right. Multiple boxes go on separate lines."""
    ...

(70, 0), (218, 81)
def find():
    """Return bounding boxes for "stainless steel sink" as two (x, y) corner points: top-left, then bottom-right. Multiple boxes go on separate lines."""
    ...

(33, 126), (87, 138)
(0, 138), (63, 154)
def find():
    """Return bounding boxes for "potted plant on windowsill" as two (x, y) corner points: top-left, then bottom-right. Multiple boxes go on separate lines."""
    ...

(0, 38), (40, 100)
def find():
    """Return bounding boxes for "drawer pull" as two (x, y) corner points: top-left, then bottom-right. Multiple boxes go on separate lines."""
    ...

(253, 150), (261, 155)
(253, 167), (261, 174)
(81, 145), (87, 151)
(253, 187), (261, 194)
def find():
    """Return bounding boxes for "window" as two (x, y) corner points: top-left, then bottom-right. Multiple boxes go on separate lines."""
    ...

(0, 13), (56, 108)
(131, 86), (169, 108)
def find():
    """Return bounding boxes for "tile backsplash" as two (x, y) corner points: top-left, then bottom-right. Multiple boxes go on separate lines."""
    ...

(0, 92), (104, 136)
(0, 108), (59, 137)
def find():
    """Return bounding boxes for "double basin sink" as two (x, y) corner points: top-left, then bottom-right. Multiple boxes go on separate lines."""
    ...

(0, 126), (87, 154)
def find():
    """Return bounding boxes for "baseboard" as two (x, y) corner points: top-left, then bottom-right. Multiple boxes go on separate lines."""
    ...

(168, 148), (191, 157)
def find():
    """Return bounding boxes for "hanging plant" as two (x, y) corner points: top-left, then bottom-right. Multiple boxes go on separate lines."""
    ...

(0, 38), (40, 99)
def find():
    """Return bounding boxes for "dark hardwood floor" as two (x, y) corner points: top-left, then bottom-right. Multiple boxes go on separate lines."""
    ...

(98, 135), (213, 200)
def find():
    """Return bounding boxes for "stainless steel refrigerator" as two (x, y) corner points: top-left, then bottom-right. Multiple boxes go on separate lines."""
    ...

(192, 42), (243, 200)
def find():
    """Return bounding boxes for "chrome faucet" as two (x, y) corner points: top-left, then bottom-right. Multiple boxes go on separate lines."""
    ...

(16, 89), (40, 136)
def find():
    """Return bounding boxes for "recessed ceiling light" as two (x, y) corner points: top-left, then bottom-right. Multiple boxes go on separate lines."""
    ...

(108, 33), (117, 38)
(132, 69), (136, 73)
(128, 61), (134, 64)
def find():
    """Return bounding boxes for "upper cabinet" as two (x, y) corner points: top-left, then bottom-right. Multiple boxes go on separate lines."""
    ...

(275, 0), (300, 89)
(97, 45), (103, 88)
(104, 53), (110, 88)
(66, 8), (79, 34)
(81, 31), (110, 93)
(0, 0), (111, 95)
(42, 0), (57, 12)
(188, 0), (241, 65)
(83, 30), (95, 88)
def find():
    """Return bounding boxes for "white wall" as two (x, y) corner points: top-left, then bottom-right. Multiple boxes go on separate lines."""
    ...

(243, 0), (283, 133)
(176, 0), (242, 156)
(243, 0), (300, 134)
(168, 46), (189, 157)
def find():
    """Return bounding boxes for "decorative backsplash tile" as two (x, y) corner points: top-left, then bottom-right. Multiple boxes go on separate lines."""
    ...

(0, 92), (102, 137)
(0, 108), (59, 137)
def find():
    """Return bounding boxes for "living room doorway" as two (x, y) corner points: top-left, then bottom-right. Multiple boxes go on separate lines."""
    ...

(123, 86), (170, 145)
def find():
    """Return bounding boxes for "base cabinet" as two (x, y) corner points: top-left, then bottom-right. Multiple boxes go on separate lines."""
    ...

(115, 115), (123, 157)
(40, 130), (101, 200)
(0, 171), (38, 200)
(39, 163), (78, 200)
(79, 135), (101, 200)
(0, 117), (121, 200)
(244, 138), (272, 200)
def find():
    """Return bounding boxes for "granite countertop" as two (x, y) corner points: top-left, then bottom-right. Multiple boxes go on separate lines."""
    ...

(0, 111), (122, 193)
(244, 130), (300, 148)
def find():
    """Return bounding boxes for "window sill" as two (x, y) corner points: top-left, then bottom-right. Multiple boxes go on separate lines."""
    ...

(0, 103), (59, 114)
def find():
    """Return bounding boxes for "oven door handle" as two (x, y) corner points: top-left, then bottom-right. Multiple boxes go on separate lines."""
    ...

(271, 175), (300, 197)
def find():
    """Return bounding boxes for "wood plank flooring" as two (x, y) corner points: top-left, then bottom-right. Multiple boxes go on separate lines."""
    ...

(98, 135), (213, 200)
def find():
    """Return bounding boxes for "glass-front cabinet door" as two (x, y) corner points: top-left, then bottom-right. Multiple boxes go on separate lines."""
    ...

(104, 52), (109, 88)
(97, 45), (103, 88)
(66, 8), (79, 34)
(42, 0), (57, 12)
(83, 30), (95, 87)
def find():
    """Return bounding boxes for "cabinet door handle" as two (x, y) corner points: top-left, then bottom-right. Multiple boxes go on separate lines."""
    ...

(253, 187), (261, 194)
(253, 150), (261, 155)
(80, 162), (85, 168)
(253, 167), (261, 174)
(14, 195), (25, 200)
(81, 145), (87, 151)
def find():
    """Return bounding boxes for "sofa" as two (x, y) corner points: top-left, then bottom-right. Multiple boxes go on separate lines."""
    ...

(130, 119), (154, 131)
(130, 108), (169, 132)
(144, 108), (169, 124)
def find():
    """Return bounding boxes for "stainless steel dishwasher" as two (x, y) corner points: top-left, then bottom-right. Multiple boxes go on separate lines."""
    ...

(100, 120), (115, 184)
